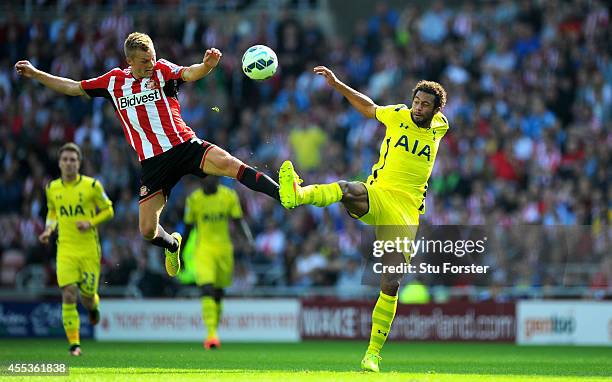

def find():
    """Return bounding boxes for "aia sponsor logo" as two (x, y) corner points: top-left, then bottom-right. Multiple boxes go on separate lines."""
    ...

(118, 89), (161, 110)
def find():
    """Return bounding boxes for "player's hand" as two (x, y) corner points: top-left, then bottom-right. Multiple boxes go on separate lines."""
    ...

(203, 48), (222, 69)
(14, 60), (38, 78)
(38, 229), (52, 244)
(76, 221), (92, 232)
(313, 66), (339, 87)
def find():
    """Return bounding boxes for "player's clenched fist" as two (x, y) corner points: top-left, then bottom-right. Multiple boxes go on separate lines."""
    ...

(38, 228), (52, 244)
(14, 60), (37, 78)
(203, 48), (222, 69)
(313, 66), (339, 87)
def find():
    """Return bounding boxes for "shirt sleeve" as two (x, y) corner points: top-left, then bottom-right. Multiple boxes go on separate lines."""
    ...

(433, 112), (451, 138)
(184, 194), (195, 225)
(229, 190), (243, 219)
(92, 179), (113, 209)
(158, 59), (186, 81)
(81, 70), (115, 98)
(375, 104), (408, 127)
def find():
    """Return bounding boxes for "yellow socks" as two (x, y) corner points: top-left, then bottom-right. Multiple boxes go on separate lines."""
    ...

(367, 291), (398, 355)
(216, 300), (223, 327)
(201, 297), (218, 339)
(299, 183), (342, 207)
(62, 303), (80, 346)
(92, 294), (100, 310)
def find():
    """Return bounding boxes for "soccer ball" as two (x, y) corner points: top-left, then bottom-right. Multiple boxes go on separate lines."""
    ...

(242, 45), (278, 80)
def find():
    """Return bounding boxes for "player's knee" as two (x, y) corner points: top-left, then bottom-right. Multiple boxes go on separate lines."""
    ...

(62, 286), (77, 304)
(380, 274), (401, 295)
(213, 288), (224, 303)
(214, 151), (241, 175)
(337, 181), (352, 199)
(338, 181), (365, 203)
(201, 284), (215, 297)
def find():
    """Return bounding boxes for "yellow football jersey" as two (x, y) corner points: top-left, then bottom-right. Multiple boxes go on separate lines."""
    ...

(184, 185), (243, 248)
(45, 175), (112, 254)
(367, 104), (450, 212)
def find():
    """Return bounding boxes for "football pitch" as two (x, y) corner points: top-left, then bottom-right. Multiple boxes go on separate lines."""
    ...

(1, 340), (611, 381)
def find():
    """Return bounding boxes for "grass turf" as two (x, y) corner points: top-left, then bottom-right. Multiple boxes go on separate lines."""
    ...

(1, 340), (611, 381)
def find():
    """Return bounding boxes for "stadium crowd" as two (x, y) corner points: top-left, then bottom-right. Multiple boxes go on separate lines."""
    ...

(0, 0), (609, 297)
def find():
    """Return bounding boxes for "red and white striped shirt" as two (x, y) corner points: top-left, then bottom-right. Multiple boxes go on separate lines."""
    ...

(81, 59), (196, 161)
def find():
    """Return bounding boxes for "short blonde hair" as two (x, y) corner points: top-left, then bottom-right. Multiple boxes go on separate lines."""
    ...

(124, 32), (153, 58)
(58, 142), (82, 161)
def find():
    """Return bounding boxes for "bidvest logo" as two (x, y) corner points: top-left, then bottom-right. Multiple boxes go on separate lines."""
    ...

(524, 315), (576, 339)
(118, 89), (161, 110)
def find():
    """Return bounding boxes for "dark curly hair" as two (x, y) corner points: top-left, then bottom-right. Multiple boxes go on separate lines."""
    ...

(412, 80), (447, 109)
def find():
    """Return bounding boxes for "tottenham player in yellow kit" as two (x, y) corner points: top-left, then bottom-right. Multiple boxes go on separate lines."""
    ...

(184, 176), (253, 350)
(279, 66), (448, 372)
(38, 143), (114, 356)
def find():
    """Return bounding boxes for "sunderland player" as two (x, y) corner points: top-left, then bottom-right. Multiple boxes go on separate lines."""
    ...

(279, 66), (449, 372)
(38, 143), (114, 356)
(183, 177), (254, 350)
(15, 32), (280, 278)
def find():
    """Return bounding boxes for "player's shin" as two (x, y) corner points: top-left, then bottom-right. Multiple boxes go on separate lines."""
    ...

(62, 303), (80, 346)
(201, 296), (218, 339)
(367, 291), (398, 355)
(216, 300), (223, 325)
(236, 165), (280, 201)
(299, 183), (342, 207)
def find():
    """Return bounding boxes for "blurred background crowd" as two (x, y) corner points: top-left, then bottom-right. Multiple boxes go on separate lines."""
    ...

(0, 0), (609, 299)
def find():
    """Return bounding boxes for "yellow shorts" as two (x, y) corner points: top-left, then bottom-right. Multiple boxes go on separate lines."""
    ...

(194, 245), (234, 288)
(56, 244), (101, 297)
(353, 183), (420, 260)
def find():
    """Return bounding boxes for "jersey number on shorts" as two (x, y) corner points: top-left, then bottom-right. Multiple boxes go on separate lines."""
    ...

(82, 272), (95, 292)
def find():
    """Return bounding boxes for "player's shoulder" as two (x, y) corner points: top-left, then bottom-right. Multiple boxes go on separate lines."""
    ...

(81, 175), (101, 188)
(102, 67), (129, 77)
(187, 188), (203, 200)
(219, 185), (238, 197)
(433, 112), (450, 129)
(46, 178), (62, 191)
(378, 103), (409, 113)
(377, 104), (409, 120)
(156, 59), (181, 70)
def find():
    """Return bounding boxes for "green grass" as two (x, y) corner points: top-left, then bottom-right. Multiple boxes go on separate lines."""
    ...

(1, 340), (611, 381)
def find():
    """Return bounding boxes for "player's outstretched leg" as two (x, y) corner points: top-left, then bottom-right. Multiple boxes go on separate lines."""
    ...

(278, 160), (342, 209)
(201, 145), (281, 201)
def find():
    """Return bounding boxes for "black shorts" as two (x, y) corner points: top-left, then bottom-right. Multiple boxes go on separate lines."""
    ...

(139, 138), (214, 203)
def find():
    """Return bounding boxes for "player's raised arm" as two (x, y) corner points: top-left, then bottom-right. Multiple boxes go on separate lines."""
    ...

(181, 48), (223, 82)
(314, 66), (377, 119)
(15, 60), (85, 97)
